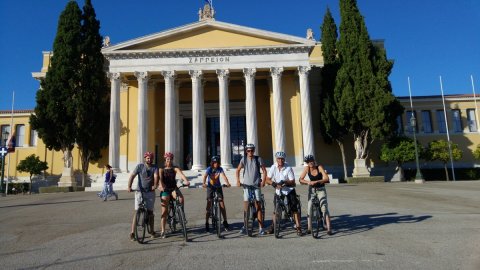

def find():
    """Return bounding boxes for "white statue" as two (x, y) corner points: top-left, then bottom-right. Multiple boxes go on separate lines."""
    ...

(63, 150), (73, 168)
(306, 28), (314, 40)
(103, 36), (111, 48)
(354, 137), (363, 159)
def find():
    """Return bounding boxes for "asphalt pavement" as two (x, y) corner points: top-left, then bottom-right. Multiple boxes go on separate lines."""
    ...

(0, 181), (479, 270)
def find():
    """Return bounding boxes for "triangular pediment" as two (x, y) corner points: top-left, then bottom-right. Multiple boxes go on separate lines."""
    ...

(103, 20), (315, 52)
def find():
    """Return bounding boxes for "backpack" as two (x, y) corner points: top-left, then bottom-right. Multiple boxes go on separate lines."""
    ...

(111, 174), (116, 183)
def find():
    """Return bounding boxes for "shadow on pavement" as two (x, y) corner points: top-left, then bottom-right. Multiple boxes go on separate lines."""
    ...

(0, 200), (90, 209)
(330, 212), (432, 237)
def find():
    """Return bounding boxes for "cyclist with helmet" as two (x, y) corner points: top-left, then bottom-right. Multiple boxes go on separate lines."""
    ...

(158, 152), (190, 238)
(202, 156), (232, 232)
(265, 151), (303, 236)
(236, 143), (267, 235)
(127, 151), (159, 241)
(299, 155), (332, 235)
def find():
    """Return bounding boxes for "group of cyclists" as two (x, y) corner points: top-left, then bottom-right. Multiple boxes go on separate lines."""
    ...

(127, 143), (332, 241)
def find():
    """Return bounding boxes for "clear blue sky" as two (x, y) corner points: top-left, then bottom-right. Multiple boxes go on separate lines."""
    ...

(0, 0), (479, 110)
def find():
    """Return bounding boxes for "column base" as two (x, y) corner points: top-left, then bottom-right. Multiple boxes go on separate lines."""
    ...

(222, 163), (233, 169)
(191, 164), (205, 171)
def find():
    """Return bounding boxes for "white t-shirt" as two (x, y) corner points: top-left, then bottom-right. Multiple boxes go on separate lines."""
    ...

(268, 163), (295, 195)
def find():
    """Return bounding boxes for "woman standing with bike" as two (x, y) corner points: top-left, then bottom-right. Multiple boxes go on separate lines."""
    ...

(159, 152), (190, 238)
(299, 155), (332, 235)
(202, 156), (232, 233)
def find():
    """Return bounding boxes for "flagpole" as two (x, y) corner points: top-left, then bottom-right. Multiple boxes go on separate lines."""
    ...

(439, 76), (456, 181)
(407, 77), (424, 183)
(6, 91), (15, 196)
(471, 75), (480, 134)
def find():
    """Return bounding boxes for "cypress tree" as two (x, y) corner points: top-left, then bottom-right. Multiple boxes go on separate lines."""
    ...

(77, 0), (110, 186)
(334, 0), (403, 166)
(30, 1), (82, 172)
(319, 8), (349, 179)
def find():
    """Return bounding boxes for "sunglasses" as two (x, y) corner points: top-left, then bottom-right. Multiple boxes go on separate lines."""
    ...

(246, 150), (254, 153)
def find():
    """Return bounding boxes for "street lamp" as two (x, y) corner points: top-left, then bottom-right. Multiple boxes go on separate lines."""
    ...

(1, 131), (9, 195)
(410, 115), (425, 183)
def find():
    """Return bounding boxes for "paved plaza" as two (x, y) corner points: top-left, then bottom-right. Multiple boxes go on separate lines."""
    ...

(0, 181), (479, 270)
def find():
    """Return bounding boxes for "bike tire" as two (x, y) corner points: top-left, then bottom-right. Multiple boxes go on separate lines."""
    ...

(274, 200), (282, 238)
(134, 209), (147, 244)
(176, 205), (188, 242)
(312, 206), (321, 239)
(215, 200), (222, 238)
(245, 203), (253, 237)
(168, 206), (176, 233)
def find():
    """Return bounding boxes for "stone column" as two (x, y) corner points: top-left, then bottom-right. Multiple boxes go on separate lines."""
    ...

(135, 71), (149, 163)
(175, 82), (182, 168)
(161, 71), (176, 154)
(217, 69), (232, 169)
(189, 70), (205, 170)
(243, 68), (258, 148)
(271, 67), (285, 152)
(298, 66), (315, 160)
(107, 72), (121, 172)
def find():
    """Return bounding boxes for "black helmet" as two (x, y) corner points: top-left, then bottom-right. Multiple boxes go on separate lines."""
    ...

(210, 156), (220, 163)
(304, 155), (315, 162)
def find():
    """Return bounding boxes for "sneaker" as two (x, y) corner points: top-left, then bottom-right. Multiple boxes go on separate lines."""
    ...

(129, 232), (135, 241)
(205, 223), (210, 233)
(327, 230), (333, 236)
(239, 226), (247, 235)
(103, 196), (107, 202)
(306, 229), (312, 235)
(259, 228), (266, 235)
(267, 226), (274, 235)
(159, 231), (166, 239)
(150, 232), (158, 239)
(223, 221), (230, 231)
(297, 229), (304, 236)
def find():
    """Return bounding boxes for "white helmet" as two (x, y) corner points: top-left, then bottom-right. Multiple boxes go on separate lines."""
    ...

(275, 151), (286, 159)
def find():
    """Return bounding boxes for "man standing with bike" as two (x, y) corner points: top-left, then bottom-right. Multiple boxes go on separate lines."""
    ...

(202, 156), (231, 233)
(236, 143), (267, 235)
(127, 151), (159, 241)
(266, 152), (303, 236)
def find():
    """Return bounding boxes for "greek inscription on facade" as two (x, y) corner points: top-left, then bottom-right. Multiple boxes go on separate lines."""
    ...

(188, 56), (230, 64)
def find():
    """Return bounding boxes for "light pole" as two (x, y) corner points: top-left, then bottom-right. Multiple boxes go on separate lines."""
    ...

(410, 115), (424, 183)
(1, 131), (9, 195)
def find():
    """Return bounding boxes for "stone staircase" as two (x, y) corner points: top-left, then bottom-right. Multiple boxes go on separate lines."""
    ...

(85, 166), (338, 191)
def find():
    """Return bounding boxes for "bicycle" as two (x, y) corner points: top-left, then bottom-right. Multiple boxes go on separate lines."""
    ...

(209, 184), (227, 238)
(166, 184), (189, 242)
(310, 187), (327, 239)
(272, 182), (302, 238)
(241, 184), (265, 237)
(133, 189), (152, 244)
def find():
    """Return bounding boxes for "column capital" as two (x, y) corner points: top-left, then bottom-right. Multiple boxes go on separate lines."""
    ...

(243, 68), (256, 79)
(134, 71), (149, 82)
(189, 70), (203, 80)
(107, 72), (121, 81)
(298, 66), (312, 76)
(161, 70), (176, 80)
(270, 67), (284, 78)
(216, 69), (230, 79)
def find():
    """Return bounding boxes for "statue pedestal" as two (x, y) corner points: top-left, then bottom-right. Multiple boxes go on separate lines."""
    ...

(352, 159), (370, 178)
(58, 167), (77, 187)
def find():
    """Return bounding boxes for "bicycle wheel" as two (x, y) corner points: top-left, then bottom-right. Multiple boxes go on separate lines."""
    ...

(260, 194), (266, 218)
(245, 203), (253, 237)
(312, 205), (321, 239)
(168, 206), (176, 233)
(274, 200), (282, 239)
(134, 209), (147, 244)
(215, 200), (222, 238)
(176, 205), (188, 242)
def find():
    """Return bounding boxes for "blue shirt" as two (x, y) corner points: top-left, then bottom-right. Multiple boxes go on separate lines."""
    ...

(206, 166), (224, 187)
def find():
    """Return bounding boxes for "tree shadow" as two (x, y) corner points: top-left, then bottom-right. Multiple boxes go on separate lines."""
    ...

(0, 200), (90, 209)
(329, 212), (432, 237)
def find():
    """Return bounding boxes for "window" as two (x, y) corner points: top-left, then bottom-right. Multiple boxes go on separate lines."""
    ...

(30, 129), (38, 146)
(421, 110), (433, 133)
(406, 111), (417, 133)
(0, 125), (10, 146)
(452, 109), (463, 132)
(396, 115), (403, 135)
(467, 109), (477, 132)
(15, 124), (25, 147)
(436, 110), (447, 133)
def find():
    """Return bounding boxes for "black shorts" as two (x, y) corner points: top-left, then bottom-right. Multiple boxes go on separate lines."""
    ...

(287, 189), (299, 213)
(206, 186), (224, 200)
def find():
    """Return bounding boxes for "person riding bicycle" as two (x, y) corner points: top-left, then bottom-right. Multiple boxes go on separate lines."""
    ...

(159, 152), (190, 239)
(265, 151), (303, 236)
(127, 151), (159, 241)
(202, 156), (232, 232)
(236, 143), (267, 235)
(299, 155), (332, 235)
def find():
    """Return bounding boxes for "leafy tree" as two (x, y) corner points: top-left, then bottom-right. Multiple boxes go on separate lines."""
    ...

(425, 139), (462, 180)
(473, 144), (480, 160)
(380, 136), (423, 180)
(30, 1), (82, 170)
(76, 0), (110, 187)
(319, 8), (349, 179)
(16, 154), (49, 193)
(334, 0), (404, 163)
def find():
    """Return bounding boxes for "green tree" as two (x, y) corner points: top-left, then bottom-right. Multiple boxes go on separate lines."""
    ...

(425, 139), (462, 180)
(472, 144), (480, 160)
(319, 8), (349, 179)
(30, 1), (82, 171)
(380, 136), (423, 181)
(16, 154), (49, 193)
(334, 0), (403, 163)
(76, 0), (110, 187)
